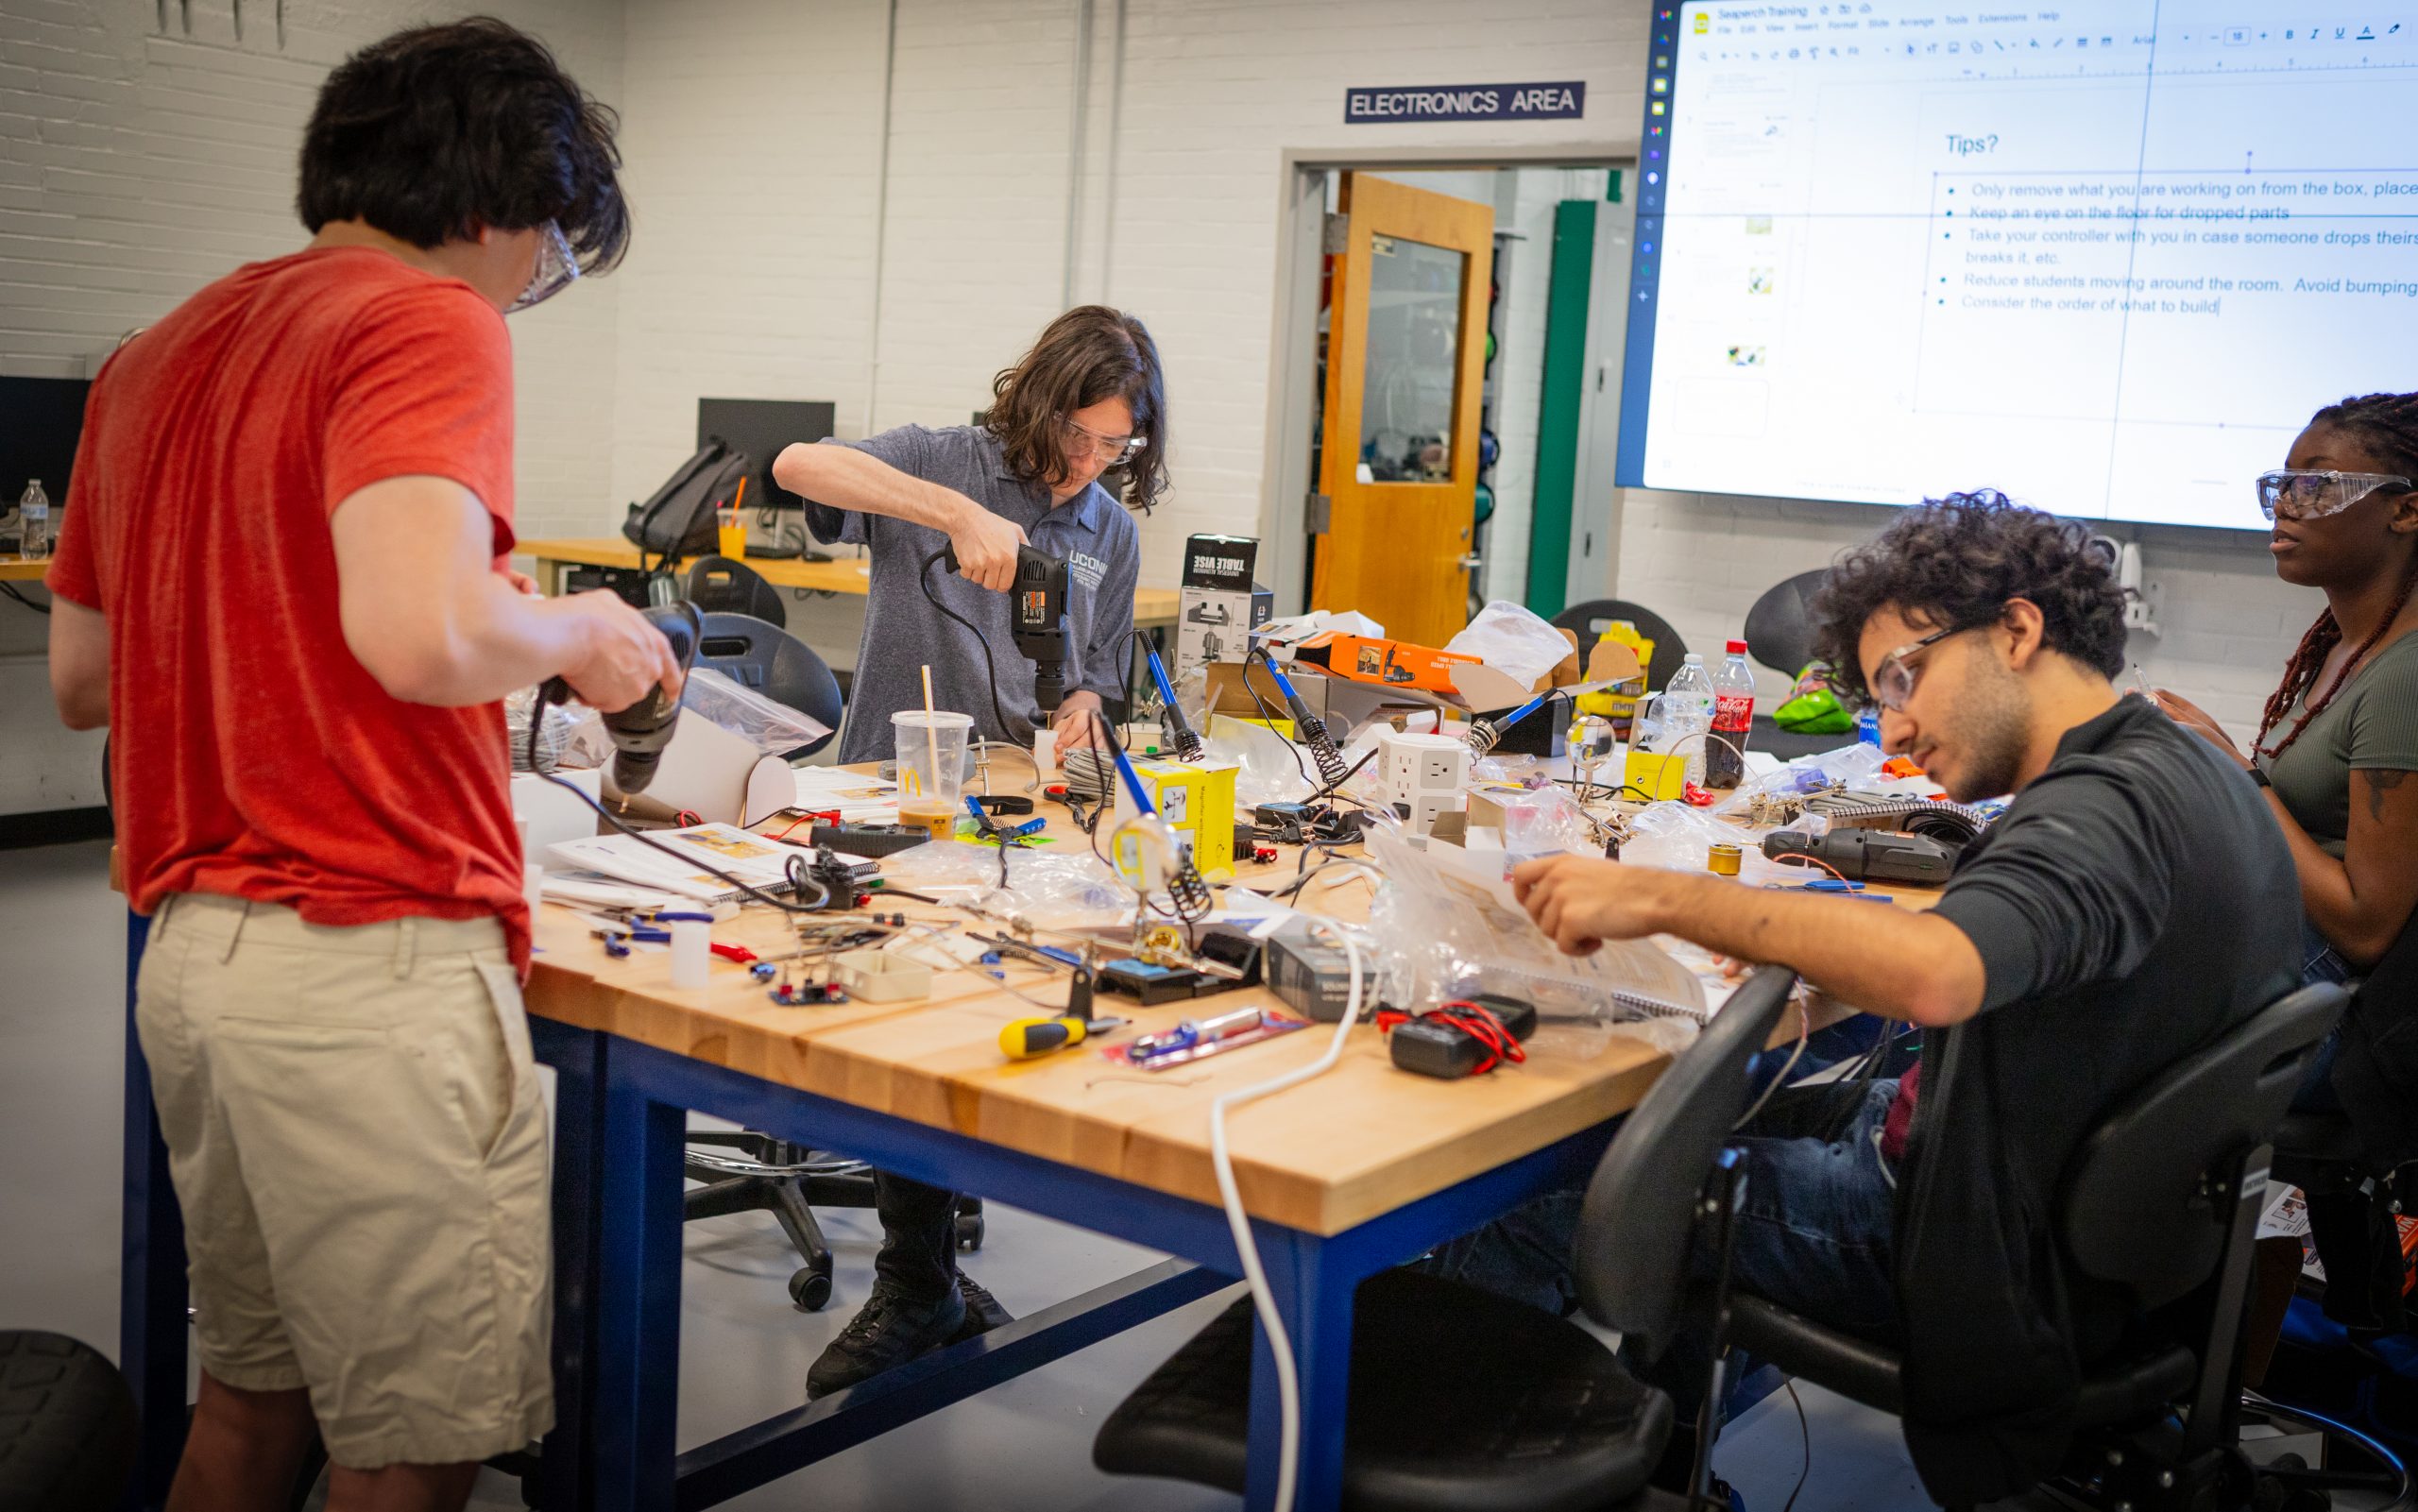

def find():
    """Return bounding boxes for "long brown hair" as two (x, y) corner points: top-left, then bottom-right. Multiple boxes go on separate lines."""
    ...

(984, 306), (1168, 514)
(2256, 391), (2418, 760)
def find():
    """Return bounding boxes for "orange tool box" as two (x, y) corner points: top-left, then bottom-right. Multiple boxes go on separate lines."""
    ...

(1309, 633), (1485, 693)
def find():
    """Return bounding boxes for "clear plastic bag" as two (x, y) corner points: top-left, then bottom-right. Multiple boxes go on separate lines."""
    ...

(1711, 740), (1888, 818)
(1621, 801), (1789, 883)
(506, 688), (613, 773)
(1443, 600), (1574, 692)
(877, 839), (1133, 928)
(1496, 784), (1599, 866)
(1203, 714), (1320, 807)
(1364, 829), (1709, 1059)
(680, 665), (830, 756)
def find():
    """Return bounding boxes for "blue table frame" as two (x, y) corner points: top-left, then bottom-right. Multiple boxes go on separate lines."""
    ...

(115, 911), (1622, 1511)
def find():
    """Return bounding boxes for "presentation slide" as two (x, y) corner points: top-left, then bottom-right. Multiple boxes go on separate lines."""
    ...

(1616, 2), (2418, 530)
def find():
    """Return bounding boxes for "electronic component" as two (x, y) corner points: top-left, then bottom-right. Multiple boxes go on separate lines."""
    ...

(1762, 826), (1959, 885)
(1804, 790), (1989, 844)
(1097, 958), (1219, 1006)
(1263, 918), (1364, 1023)
(1190, 924), (1266, 986)
(1373, 729), (1469, 836)
(1101, 1006), (1309, 1069)
(1380, 998), (1534, 1079)
(809, 823), (929, 858)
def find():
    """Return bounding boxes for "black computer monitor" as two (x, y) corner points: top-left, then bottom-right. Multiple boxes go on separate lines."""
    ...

(1, 376), (91, 518)
(695, 398), (835, 512)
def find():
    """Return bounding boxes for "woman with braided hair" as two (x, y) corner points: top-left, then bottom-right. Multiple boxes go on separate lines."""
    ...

(2155, 393), (2418, 992)
(2154, 387), (2418, 1118)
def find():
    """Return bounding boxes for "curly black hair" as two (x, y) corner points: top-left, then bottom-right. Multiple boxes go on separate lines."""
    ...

(1810, 489), (2128, 703)
(298, 17), (629, 275)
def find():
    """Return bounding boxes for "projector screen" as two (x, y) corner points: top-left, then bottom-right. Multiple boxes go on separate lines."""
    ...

(1616, 2), (2418, 530)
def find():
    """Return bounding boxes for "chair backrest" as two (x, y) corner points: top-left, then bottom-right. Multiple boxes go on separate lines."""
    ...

(1571, 966), (1800, 1357)
(2061, 982), (2348, 1308)
(685, 555), (787, 630)
(692, 611), (843, 759)
(1550, 599), (1690, 692)
(1743, 569), (1830, 678)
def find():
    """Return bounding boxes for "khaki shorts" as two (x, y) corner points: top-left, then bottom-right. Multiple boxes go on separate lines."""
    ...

(137, 892), (553, 1469)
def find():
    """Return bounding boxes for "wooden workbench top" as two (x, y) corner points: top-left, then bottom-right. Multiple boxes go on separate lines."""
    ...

(520, 764), (1919, 1235)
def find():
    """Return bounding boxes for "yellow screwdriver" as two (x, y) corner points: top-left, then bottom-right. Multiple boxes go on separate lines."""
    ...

(998, 1011), (1125, 1060)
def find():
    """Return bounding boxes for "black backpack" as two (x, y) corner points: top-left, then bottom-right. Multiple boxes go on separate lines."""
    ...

(622, 438), (751, 564)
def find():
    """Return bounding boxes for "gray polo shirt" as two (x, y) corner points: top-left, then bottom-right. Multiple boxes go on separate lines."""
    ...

(804, 424), (1140, 762)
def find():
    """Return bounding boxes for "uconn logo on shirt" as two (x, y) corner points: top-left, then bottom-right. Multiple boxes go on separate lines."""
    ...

(1066, 551), (1110, 590)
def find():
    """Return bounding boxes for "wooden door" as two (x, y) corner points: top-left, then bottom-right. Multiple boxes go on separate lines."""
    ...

(1309, 174), (1495, 648)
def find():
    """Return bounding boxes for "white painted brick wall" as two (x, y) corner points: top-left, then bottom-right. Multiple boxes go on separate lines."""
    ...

(0, 0), (626, 813)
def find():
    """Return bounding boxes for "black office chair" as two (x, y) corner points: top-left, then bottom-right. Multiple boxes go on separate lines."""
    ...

(1741, 569), (1829, 681)
(1087, 975), (1814, 1510)
(1551, 599), (1688, 693)
(685, 554), (788, 629)
(690, 611), (842, 760)
(1588, 976), (2349, 1512)
(0, 1332), (139, 1512)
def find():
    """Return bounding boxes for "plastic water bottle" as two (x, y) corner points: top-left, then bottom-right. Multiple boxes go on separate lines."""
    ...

(1660, 654), (1715, 788)
(1707, 639), (1756, 790)
(16, 480), (48, 562)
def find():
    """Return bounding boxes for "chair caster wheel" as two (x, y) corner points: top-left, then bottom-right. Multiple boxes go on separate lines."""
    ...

(955, 1213), (985, 1252)
(789, 1266), (833, 1311)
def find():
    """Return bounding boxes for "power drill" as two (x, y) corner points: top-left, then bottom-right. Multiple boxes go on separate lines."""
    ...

(538, 601), (702, 797)
(937, 541), (1071, 725)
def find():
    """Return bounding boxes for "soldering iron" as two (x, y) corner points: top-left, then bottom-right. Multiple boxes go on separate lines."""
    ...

(1140, 636), (1204, 760)
(1251, 647), (1348, 790)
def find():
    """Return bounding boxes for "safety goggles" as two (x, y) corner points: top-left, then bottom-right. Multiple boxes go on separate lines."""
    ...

(2255, 468), (2411, 522)
(1061, 414), (1146, 466)
(1868, 622), (1984, 712)
(506, 221), (580, 314)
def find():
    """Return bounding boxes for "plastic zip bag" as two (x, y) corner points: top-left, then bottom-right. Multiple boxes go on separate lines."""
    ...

(680, 665), (830, 757)
(1443, 600), (1574, 693)
(1365, 828), (1709, 1060)
(878, 839), (1133, 929)
(506, 687), (613, 773)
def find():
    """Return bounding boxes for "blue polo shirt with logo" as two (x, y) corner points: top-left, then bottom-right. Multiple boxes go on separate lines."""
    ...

(803, 424), (1140, 762)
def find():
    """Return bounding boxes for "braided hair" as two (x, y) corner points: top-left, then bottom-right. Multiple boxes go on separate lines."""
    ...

(2256, 391), (2418, 760)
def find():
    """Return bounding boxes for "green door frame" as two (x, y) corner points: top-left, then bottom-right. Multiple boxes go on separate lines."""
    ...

(1524, 198), (1595, 618)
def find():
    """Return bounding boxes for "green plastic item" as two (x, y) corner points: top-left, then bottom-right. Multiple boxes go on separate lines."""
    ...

(1773, 662), (1856, 734)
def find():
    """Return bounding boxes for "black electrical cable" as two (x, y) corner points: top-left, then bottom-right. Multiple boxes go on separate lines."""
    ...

(1, 583), (49, 615)
(1241, 670), (1317, 788)
(526, 692), (833, 915)
(917, 549), (1027, 750)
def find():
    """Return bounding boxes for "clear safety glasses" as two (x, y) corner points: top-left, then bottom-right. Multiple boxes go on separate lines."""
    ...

(1060, 414), (1146, 466)
(2256, 468), (2411, 523)
(506, 221), (580, 314)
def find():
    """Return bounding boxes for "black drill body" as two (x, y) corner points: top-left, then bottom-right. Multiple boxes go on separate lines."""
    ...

(539, 601), (702, 796)
(941, 541), (1073, 724)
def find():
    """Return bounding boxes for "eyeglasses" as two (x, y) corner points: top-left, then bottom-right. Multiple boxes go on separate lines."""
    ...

(2256, 468), (2411, 522)
(506, 221), (580, 314)
(1060, 414), (1146, 466)
(1868, 622), (1983, 712)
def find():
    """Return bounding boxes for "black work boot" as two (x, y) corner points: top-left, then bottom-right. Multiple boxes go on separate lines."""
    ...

(806, 1281), (969, 1400)
(949, 1271), (1014, 1343)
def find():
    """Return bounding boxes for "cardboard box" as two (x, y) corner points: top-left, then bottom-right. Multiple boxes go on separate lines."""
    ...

(1112, 757), (1240, 879)
(1204, 659), (1330, 731)
(1174, 534), (1273, 678)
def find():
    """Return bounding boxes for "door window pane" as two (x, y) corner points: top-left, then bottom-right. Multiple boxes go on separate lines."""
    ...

(1359, 234), (1464, 483)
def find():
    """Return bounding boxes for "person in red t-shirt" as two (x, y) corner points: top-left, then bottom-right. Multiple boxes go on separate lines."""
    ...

(45, 21), (676, 1512)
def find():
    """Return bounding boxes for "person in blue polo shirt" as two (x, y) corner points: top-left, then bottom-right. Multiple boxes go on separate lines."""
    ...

(772, 305), (1167, 1396)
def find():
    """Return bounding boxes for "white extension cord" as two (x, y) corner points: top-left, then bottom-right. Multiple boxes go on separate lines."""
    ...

(1207, 922), (1365, 1512)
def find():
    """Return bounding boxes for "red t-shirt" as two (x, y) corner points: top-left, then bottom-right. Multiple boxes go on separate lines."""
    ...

(48, 246), (530, 965)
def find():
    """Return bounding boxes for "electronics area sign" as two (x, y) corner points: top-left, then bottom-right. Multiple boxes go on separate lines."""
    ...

(1344, 81), (1586, 124)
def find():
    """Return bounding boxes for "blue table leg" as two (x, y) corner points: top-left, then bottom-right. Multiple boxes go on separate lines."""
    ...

(589, 1041), (689, 1512)
(534, 1019), (607, 1512)
(1245, 1231), (1354, 1512)
(118, 908), (186, 1512)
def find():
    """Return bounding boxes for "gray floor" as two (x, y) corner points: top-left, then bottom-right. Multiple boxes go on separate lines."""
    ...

(0, 837), (2064, 1510)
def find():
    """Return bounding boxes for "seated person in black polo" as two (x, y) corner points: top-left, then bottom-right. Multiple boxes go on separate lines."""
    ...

(1432, 492), (2302, 1506)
